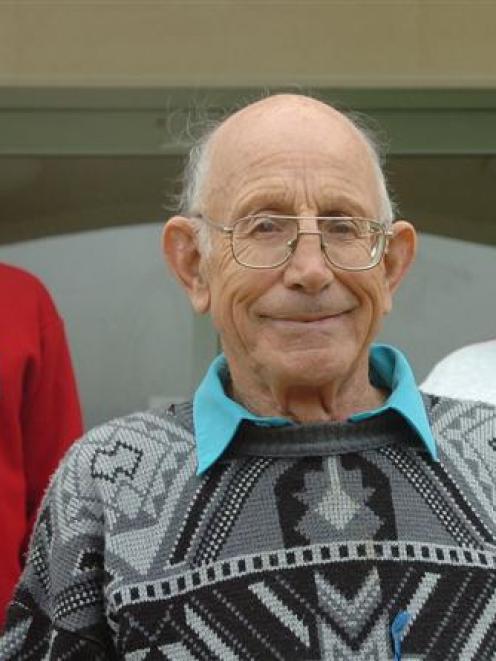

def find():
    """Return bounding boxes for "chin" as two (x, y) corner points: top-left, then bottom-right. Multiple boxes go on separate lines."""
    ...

(264, 349), (349, 386)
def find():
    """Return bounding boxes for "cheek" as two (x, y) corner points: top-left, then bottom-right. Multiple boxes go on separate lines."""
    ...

(365, 279), (391, 328)
(343, 271), (390, 326)
(207, 260), (271, 335)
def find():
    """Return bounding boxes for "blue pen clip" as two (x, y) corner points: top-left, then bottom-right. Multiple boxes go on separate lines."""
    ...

(391, 611), (410, 661)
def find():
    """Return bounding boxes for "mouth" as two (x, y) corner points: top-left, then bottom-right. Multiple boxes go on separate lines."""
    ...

(262, 311), (350, 328)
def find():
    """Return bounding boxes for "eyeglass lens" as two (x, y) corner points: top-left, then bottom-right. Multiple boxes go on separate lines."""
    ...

(232, 216), (383, 269)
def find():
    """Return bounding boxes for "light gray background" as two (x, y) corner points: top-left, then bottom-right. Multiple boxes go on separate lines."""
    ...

(1, 225), (494, 428)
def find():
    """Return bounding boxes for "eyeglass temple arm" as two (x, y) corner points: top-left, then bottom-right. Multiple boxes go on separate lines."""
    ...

(195, 215), (234, 234)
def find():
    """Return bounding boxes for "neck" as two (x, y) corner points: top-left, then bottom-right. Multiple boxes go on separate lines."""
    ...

(228, 362), (388, 423)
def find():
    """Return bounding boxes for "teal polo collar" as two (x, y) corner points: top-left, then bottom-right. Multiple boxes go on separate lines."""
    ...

(193, 343), (438, 474)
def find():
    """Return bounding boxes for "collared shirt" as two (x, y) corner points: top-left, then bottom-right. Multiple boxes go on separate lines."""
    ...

(193, 343), (438, 474)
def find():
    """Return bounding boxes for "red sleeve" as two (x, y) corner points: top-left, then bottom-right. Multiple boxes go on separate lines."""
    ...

(20, 300), (83, 557)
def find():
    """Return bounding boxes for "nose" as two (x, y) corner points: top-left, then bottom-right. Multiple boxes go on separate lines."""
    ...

(283, 230), (335, 293)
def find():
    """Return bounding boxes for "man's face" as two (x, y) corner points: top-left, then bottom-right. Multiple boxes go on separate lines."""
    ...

(189, 98), (404, 398)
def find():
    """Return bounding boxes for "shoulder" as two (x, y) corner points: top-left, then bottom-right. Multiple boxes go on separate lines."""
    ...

(421, 342), (496, 404)
(424, 393), (496, 462)
(423, 394), (496, 535)
(0, 262), (51, 298)
(425, 392), (496, 431)
(433, 339), (496, 373)
(423, 341), (496, 376)
(0, 262), (61, 325)
(52, 406), (197, 501)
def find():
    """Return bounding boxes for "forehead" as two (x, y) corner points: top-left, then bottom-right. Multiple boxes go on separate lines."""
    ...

(202, 98), (381, 219)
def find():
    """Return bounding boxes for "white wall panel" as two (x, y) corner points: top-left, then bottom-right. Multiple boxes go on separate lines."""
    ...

(0, 223), (217, 427)
(1, 226), (494, 426)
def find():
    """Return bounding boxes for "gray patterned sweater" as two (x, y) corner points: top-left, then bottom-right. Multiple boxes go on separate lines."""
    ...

(1, 394), (496, 660)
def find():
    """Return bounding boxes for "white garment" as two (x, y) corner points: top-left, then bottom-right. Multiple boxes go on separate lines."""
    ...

(421, 340), (496, 405)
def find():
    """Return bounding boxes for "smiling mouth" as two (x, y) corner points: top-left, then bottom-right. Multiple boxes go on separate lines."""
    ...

(264, 312), (349, 326)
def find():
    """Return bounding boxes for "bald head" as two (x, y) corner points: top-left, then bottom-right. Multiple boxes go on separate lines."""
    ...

(212, 94), (363, 149)
(179, 94), (394, 241)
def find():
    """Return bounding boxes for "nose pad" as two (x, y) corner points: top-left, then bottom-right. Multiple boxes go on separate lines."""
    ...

(287, 237), (298, 252)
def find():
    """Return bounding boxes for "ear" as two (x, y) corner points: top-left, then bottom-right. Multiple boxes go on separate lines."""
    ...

(162, 216), (211, 314)
(382, 220), (417, 312)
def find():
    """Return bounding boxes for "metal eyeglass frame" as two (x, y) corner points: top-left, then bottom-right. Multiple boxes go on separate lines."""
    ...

(195, 214), (394, 271)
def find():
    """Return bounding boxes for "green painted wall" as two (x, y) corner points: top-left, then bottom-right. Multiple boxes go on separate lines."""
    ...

(2, 88), (496, 245)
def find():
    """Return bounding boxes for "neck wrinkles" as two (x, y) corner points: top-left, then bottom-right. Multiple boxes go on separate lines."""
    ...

(226, 359), (389, 423)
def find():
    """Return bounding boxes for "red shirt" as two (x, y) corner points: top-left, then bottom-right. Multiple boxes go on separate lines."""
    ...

(0, 264), (83, 628)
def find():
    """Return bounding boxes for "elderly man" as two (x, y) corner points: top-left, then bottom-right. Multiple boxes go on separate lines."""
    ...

(2, 95), (495, 660)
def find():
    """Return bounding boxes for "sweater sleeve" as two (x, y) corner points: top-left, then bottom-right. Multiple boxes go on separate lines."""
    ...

(0, 439), (117, 659)
(21, 294), (83, 558)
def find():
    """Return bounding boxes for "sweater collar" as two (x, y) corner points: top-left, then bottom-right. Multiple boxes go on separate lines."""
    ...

(193, 343), (437, 474)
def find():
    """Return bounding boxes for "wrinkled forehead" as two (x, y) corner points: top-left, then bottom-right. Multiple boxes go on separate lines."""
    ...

(202, 96), (380, 217)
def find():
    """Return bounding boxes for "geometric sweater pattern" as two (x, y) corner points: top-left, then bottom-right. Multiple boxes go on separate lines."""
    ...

(1, 394), (496, 660)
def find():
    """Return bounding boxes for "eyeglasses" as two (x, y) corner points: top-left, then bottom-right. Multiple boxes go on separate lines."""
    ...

(197, 214), (393, 271)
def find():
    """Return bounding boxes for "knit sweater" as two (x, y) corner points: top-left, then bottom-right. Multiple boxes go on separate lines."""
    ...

(1, 395), (496, 660)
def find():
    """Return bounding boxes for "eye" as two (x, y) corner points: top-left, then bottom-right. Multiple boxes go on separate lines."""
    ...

(243, 215), (286, 236)
(321, 217), (360, 239)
